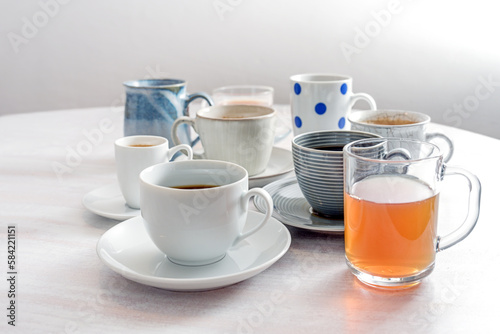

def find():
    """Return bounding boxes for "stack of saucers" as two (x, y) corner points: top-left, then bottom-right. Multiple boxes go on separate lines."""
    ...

(292, 130), (381, 217)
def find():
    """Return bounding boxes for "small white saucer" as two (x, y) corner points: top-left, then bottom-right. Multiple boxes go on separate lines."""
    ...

(96, 211), (291, 291)
(254, 177), (344, 234)
(249, 147), (294, 188)
(82, 184), (140, 221)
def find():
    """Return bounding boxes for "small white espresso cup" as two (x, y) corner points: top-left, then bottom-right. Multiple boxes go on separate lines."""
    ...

(172, 105), (276, 176)
(139, 160), (274, 266)
(348, 110), (454, 162)
(114, 135), (193, 209)
(290, 73), (377, 135)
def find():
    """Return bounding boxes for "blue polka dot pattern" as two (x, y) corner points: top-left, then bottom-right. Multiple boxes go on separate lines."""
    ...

(340, 83), (347, 95)
(315, 103), (327, 115)
(294, 116), (302, 128)
(294, 83), (301, 95)
(338, 117), (346, 129)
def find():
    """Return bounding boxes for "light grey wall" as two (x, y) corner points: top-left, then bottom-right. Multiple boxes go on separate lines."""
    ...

(1, 0), (499, 138)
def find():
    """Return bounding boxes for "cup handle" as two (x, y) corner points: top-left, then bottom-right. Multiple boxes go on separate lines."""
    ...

(183, 93), (213, 147)
(185, 93), (213, 112)
(436, 165), (481, 252)
(273, 121), (292, 144)
(232, 188), (273, 246)
(349, 93), (377, 110)
(172, 117), (205, 159)
(384, 148), (412, 160)
(426, 132), (454, 162)
(166, 144), (193, 161)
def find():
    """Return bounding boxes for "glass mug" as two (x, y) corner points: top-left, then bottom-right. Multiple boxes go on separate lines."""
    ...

(343, 138), (481, 289)
(212, 85), (274, 106)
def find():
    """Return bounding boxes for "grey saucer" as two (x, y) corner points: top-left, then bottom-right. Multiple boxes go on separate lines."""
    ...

(253, 177), (344, 234)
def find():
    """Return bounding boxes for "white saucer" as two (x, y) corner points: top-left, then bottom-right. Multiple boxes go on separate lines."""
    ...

(249, 147), (294, 188)
(82, 183), (140, 221)
(254, 177), (344, 234)
(96, 211), (291, 291)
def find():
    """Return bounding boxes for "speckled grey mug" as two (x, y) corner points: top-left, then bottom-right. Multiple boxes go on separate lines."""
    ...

(124, 79), (213, 146)
(349, 110), (454, 162)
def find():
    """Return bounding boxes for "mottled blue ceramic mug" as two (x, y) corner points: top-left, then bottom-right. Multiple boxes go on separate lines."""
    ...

(123, 79), (213, 145)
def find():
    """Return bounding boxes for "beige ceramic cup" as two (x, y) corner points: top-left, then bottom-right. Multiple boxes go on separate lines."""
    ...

(171, 105), (276, 176)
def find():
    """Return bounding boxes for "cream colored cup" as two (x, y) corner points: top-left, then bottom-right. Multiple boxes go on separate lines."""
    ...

(172, 105), (276, 176)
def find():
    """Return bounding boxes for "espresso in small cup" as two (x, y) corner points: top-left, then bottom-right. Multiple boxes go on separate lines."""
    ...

(114, 135), (193, 209)
(139, 160), (274, 266)
(172, 105), (276, 176)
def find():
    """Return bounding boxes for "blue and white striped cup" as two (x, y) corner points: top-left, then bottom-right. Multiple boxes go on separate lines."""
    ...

(292, 130), (381, 217)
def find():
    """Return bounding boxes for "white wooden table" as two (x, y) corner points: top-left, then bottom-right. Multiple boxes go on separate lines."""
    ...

(0, 106), (498, 333)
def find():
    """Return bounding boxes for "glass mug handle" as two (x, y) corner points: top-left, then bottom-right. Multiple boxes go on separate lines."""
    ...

(232, 188), (273, 246)
(349, 93), (377, 110)
(426, 132), (454, 162)
(436, 165), (481, 252)
(171, 117), (205, 159)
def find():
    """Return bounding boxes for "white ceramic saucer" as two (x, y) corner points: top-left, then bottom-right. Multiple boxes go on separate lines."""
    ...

(249, 147), (294, 188)
(96, 211), (291, 291)
(82, 183), (140, 221)
(254, 177), (344, 234)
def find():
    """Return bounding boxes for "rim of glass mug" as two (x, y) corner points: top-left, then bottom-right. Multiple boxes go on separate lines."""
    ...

(123, 78), (185, 89)
(343, 137), (441, 163)
(290, 73), (353, 83)
(348, 110), (430, 128)
(213, 85), (274, 94)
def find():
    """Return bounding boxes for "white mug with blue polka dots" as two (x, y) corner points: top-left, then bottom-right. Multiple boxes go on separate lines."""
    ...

(290, 74), (376, 135)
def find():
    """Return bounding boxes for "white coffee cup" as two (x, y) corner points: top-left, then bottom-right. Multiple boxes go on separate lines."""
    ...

(348, 109), (454, 162)
(172, 105), (276, 176)
(290, 73), (377, 135)
(139, 160), (274, 266)
(114, 135), (193, 209)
